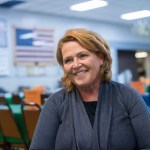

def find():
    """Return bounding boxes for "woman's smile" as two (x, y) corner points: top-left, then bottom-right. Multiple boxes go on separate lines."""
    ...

(73, 69), (88, 76)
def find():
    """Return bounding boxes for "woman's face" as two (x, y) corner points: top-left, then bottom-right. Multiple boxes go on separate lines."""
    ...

(61, 41), (103, 89)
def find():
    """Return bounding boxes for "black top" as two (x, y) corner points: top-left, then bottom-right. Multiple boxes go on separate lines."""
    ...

(83, 101), (97, 127)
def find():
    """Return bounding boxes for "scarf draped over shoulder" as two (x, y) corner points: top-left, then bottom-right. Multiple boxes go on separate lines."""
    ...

(67, 81), (113, 150)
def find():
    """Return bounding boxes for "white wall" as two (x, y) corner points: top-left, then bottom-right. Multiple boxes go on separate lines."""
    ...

(0, 8), (150, 92)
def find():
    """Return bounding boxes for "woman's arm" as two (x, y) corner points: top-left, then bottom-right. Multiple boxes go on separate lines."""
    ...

(30, 95), (60, 150)
(128, 91), (150, 149)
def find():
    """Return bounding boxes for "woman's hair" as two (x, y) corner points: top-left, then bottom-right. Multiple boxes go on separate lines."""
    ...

(56, 28), (112, 91)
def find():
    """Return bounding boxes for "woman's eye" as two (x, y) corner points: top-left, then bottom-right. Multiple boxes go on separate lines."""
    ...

(79, 54), (87, 59)
(64, 59), (72, 64)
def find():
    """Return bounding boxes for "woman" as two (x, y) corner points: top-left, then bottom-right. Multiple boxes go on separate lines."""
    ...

(30, 29), (150, 150)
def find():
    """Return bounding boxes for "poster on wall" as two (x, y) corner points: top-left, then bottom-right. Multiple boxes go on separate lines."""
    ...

(0, 19), (7, 47)
(13, 27), (55, 65)
(0, 19), (9, 76)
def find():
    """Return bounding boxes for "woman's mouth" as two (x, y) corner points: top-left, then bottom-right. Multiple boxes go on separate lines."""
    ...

(73, 70), (88, 76)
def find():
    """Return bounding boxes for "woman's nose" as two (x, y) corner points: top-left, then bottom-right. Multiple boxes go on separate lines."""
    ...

(72, 58), (81, 69)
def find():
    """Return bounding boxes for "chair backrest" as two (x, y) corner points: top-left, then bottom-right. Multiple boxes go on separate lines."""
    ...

(130, 81), (145, 94)
(0, 103), (27, 148)
(21, 102), (41, 142)
(12, 93), (23, 104)
(144, 78), (150, 86)
(24, 89), (41, 105)
(33, 86), (45, 94)
(41, 93), (50, 105)
(0, 96), (7, 104)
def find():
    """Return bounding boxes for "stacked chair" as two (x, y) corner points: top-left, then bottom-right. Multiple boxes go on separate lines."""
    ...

(0, 103), (28, 150)
(130, 81), (145, 94)
(0, 95), (7, 104)
(12, 93), (23, 104)
(21, 102), (41, 147)
(0, 88), (44, 149)
(24, 89), (42, 106)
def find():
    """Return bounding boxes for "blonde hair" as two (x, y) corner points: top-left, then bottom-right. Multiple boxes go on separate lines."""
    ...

(56, 28), (112, 92)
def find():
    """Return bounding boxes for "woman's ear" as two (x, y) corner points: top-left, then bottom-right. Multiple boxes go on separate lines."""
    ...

(99, 57), (104, 66)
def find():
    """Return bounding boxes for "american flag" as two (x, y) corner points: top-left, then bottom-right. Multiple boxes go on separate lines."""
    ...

(14, 28), (55, 64)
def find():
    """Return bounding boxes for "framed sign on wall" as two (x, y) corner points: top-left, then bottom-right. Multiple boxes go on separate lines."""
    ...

(13, 27), (55, 66)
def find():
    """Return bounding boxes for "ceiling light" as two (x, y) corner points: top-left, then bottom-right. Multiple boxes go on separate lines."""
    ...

(135, 52), (148, 58)
(70, 0), (108, 11)
(0, 0), (26, 8)
(121, 10), (150, 20)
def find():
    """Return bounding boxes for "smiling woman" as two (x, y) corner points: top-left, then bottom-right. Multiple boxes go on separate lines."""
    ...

(57, 29), (112, 92)
(30, 29), (150, 150)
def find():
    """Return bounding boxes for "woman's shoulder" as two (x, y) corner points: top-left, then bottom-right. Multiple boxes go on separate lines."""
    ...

(110, 81), (140, 95)
(51, 88), (67, 98)
(110, 81), (144, 107)
(43, 87), (71, 111)
(46, 88), (67, 104)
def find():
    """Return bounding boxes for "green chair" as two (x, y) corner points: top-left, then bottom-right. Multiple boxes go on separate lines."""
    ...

(0, 103), (28, 150)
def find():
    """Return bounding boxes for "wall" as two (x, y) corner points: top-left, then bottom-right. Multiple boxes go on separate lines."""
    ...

(145, 53), (150, 77)
(0, 8), (150, 92)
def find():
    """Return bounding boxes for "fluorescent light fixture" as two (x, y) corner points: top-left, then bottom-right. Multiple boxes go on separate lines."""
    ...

(70, 0), (108, 11)
(135, 52), (148, 58)
(121, 10), (150, 20)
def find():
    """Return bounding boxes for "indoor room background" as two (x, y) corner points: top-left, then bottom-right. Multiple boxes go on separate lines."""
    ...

(0, 6), (150, 93)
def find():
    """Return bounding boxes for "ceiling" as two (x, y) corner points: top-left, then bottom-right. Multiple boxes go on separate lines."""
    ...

(0, 0), (150, 26)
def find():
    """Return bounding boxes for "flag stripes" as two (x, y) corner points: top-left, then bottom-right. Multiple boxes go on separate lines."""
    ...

(14, 28), (55, 64)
